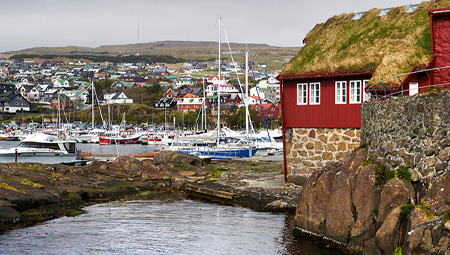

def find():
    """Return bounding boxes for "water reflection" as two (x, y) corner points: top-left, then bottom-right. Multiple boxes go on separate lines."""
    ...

(0, 192), (343, 255)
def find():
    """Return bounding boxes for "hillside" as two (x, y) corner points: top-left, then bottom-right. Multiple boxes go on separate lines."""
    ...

(1, 40), (299, 71)
(2, 40), (299, 58)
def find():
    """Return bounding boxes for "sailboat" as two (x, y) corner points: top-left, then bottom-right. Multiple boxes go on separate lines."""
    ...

(167, 18), (257, 159)
(99, 113), (141, 145)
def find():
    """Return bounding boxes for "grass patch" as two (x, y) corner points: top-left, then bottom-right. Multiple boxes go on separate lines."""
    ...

(416, 203), (435, 220)
(210, 167), (228, 179)
(443, 211), (450, 223)
(372, 208), (379, 220)
(355, 143), (368, 151)
(400, 204), (415, 216)
(375, 163), (395, 191)
(362, 158), (374, 167)
(246, 162), (259, 167)
(394, 246), (402, 255)
(22, 208), (44, 216)
(14, 164), (44, 171)
(0, 182), (25, 193)
(65, 193), (81, 200)
(3, 177), (43, 189)
(67, 209), (86, 216)
(396, 166), (412, 182)
(88, 188), (106, 193)
(168, 163), (189, 171)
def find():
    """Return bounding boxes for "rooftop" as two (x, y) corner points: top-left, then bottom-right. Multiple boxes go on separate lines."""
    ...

(281, 1), (436, 87)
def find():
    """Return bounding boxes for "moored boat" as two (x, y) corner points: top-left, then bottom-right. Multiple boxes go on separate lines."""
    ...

(0, 133), (78, 164)
(99, 129), (141, 145)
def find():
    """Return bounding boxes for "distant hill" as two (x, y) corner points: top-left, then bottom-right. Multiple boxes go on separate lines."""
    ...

(4, 40), (294, 55)
(97, 40), (275, 50)
(2, 40), (300, 70)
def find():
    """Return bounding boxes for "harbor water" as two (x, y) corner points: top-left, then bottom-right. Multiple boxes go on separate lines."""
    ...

(0, 141), (159, 157)
(0, 193), (343, 255)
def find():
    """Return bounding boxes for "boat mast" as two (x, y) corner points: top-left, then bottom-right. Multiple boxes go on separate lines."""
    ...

(216, 17), (221, 147)
(202, 77), (206, 131)
(57, 94), (60, 130)
(91, 80), (94, 129)
(245, 51), (251, 157)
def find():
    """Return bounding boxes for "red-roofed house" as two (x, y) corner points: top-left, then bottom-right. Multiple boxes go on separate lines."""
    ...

(176, 97), (210, 112)
(251, 102), (280, 122)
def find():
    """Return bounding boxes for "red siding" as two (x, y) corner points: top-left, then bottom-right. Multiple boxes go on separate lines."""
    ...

(432, 14), (450, 89)
(282, 76), (371, 129)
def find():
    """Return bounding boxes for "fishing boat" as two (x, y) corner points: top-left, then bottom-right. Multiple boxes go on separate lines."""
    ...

(0, 133), (78, 164)
(99, 129), (141, 145)
(78, 128), (105, 143)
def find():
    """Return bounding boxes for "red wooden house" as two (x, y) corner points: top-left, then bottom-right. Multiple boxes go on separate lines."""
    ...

(277, 1), (450, 184)
(176, 97), (210, 112)
(251, 103), (280, 122)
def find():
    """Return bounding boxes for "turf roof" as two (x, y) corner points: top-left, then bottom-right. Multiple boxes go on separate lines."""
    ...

(281, 1), (434, 87)
(431, 0), (450, 10)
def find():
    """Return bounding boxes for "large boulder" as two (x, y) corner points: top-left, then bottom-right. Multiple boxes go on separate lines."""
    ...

(349, 164), (380, 249)
(295, 169), (329, 235)
(153, 150), (205, 168)
(294, 149), (360, 245)
(426, 170), (450, 215)
(377, 178), (414, 224)
(375, 206), (402, 254)
(326, 168), (355, 244)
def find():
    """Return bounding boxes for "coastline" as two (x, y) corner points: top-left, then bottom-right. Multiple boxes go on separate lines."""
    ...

(0, 151), (299, 234)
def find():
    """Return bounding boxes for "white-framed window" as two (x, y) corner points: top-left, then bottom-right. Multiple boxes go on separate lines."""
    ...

(297, 83), (308, 105)
(335, 81), (347, 104)
(309, 82), (320, 105)
(363, 80), (371, 101)
(349, 80), (362, 104)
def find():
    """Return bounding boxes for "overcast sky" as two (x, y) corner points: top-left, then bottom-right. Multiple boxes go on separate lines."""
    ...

(1, 0), (420, 52)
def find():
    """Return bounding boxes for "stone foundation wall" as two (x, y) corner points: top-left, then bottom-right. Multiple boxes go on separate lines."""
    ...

(361, 90), (450, 183)
(284, 128), (360, 184)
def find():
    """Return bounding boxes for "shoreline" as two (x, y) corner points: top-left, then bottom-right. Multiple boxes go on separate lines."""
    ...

(0, 151), (299, 234)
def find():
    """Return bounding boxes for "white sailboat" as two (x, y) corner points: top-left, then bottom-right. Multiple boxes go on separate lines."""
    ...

(167, 18), (257, 159)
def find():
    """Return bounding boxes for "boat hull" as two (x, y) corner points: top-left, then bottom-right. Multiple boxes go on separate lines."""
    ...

(0, 152), (77, 164)
(177, 147), (258, 158)
(99, 136), (141, 145)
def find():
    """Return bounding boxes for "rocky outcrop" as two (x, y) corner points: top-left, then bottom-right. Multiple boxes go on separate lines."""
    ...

(294, 147), (450, 254)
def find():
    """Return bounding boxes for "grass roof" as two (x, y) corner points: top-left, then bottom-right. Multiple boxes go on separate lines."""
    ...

(281, 1), (434, 87)
(431, 0), (450, 10)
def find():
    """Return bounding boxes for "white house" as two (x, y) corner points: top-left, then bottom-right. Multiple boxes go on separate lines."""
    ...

(27, 86), (41, 102)
(53, 79), (70, 88)
(207, 76), (227, 85)
(249, 87), (266, 100)
(176, 77), (194, 88)
(206, 84), (239, 96)
(103, 92), (133, 104)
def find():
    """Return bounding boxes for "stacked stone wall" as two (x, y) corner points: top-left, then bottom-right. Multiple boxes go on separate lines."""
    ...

(285, 128), (360, 184)
(361, 90), (450, 183)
